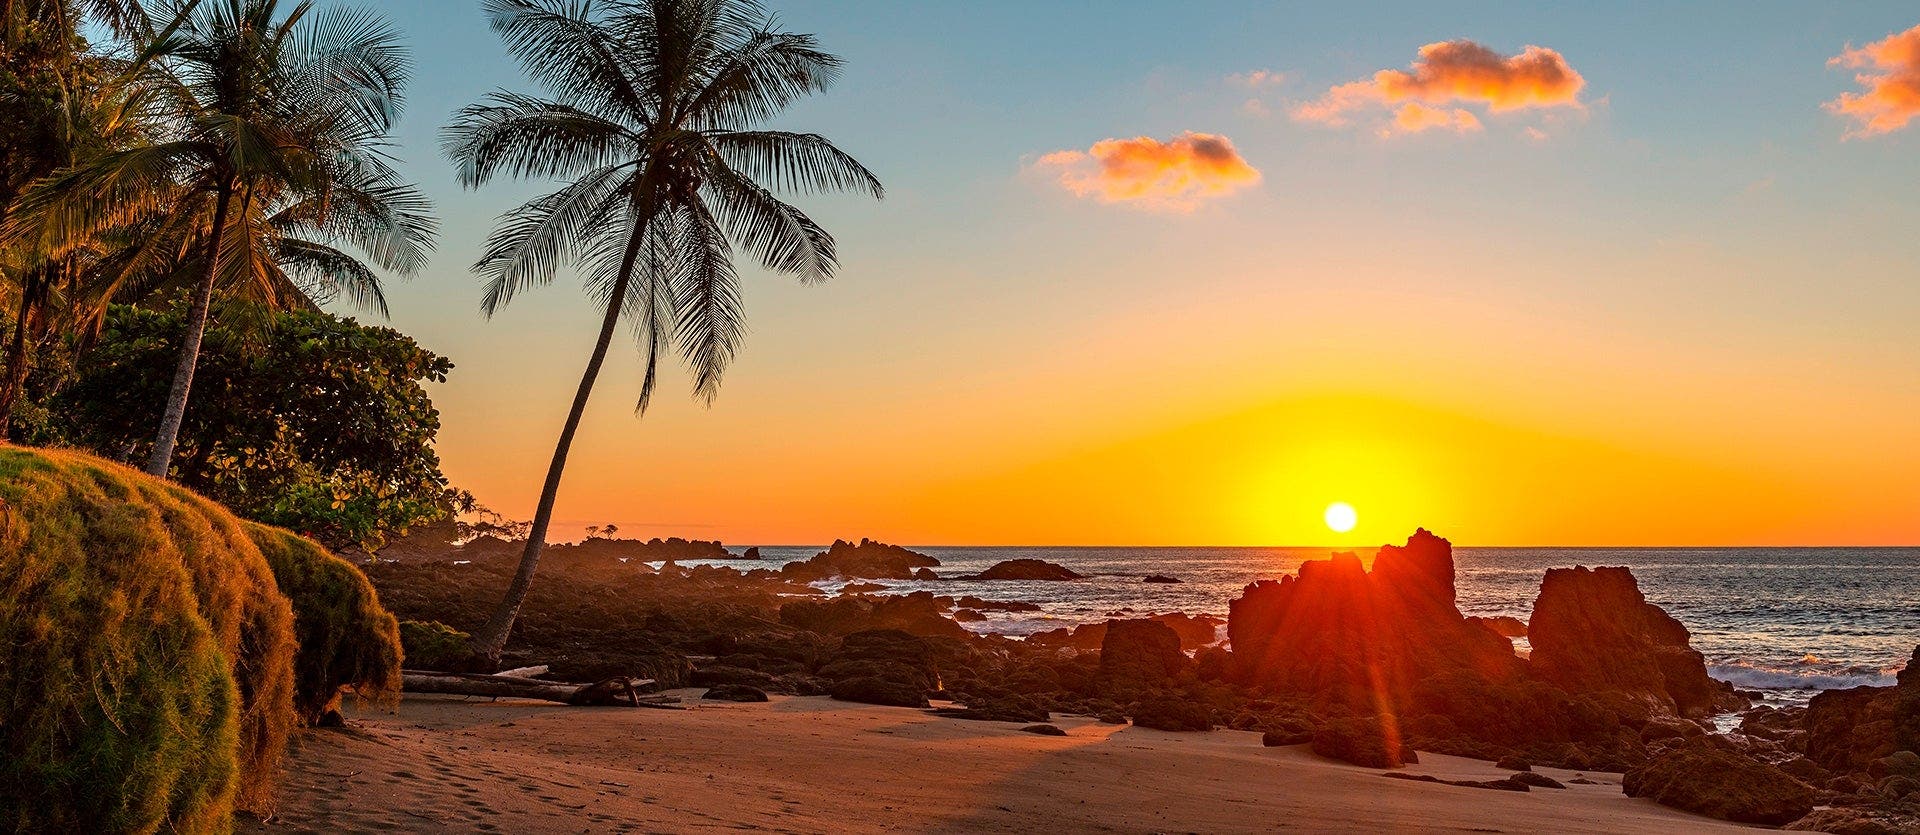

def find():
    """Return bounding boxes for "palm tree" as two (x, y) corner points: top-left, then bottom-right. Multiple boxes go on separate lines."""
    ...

(443, 0), (881, 663)
(3, 0), (430, 474)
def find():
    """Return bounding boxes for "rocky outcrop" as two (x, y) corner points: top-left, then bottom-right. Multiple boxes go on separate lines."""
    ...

(780, 539), (940, 582)
(821, 630), (939, 708)
(779, 591), (968, 639)
(1228, 530), (1524, 714)
(1622, 736), (1817, 825)
(1804, 646), (1920, 779)
(976, 559), (1083, 581)
(1312, 716), (1418, 768)
(1528, 566), (1744, 719)
(1130, 697), (1212, 732)
(1144, 575), (1181, 584)
(1097, 619), (1187, 694)
(1028, 613), (1223, 653)
(1467, 615), (1527, 639)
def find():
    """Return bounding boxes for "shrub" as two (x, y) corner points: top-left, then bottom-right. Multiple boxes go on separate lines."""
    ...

(247, 523), (402, 721)
(399, 620), (472, 670)
(0, 447), (297, 830)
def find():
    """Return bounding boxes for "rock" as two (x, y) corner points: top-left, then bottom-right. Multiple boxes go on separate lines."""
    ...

(1381, 773), (1533, 792)
(1807, 681), (1905, 776)
(1312, 716), (1418, 768)
(1622, 737), (1817, 825)
(1739, 705), (1808, 746)
(953, 596), (1040, 612)
(1495, 754), (1532, 771)
(1786, 806), (1920, 835)
(932, 696), (1049, 723)
(781, 539), (940, 582)
(838, 582), (886, 595)
(1639, 716), (1708, 743)
(828, 676), (929, 708)
(1263, 728), (1313, 747)
(976, 559), (1083, 581)
(1097, 712), (1128, 725)
(780, 591), (968, 639)
(1097, 619), (1187, 694)
(1131, 697), (1213, 732)
(951, 608), (986, 623)
(742, 546), (761, 560)
(1143, 575), (1181, 584)
(1872, 751), (1920, 780)
(1528, 566), (1744, 719)
(702, 684), (769, 702)
(1467, 615), (1528, 638)
(691, 665), (779, 689)
(912, 568), (939, 581)
(1020, 724), (1067, 736)
(1509, 771), (1565, 789)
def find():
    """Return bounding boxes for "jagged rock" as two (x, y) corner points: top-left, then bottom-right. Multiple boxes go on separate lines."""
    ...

(912, 568), (939, 580)
(781, 539), (940, 582)
(1097, 712), (1128, 725)
(819, 629), (941, 709)
(1806, 646), (1920, 779)
(1622, 737), (1817, 825)
(1312, 716), (1418, 768)
(701, 684), (769, 702)
(1528, 566), (1744, 719)
(691, 665), (779, 689)
(976, 559), (1083, 581)
(1467, 615), (1528, 638)
(1130, 697), (1212, 732)
(1786, 805), (1920, 835)
(779, 591), (967, 639)
(1097, 619), (1187, 694)
(1030, 613), (1222, 653)
(1020, 724), (1067, 736)
(742, 546), (761, 560)
(951, 609), (986, 623)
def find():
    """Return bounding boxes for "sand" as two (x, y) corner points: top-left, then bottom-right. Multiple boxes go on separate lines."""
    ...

(246, 692), (1761, 834)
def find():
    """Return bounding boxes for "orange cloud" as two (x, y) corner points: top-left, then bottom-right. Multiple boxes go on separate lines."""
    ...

(1826, 24), (1920, 138)
(1392, 103), (1482, 134)
(1035, 132), (1262, 212)
(1293, 40), (1584, 136)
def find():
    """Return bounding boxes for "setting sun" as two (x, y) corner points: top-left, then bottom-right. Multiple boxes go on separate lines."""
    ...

(1324, 502), (1358, 533)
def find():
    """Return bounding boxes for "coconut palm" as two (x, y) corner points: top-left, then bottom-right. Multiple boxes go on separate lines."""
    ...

(3, 0), (431, 474)
(443, 0), (881, 662)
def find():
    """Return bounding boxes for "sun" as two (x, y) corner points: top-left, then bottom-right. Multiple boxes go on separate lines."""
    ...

(1324, 502), (1357, 533)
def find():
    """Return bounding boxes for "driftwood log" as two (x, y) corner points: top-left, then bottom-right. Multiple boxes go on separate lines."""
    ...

(401, 671), (679, 707)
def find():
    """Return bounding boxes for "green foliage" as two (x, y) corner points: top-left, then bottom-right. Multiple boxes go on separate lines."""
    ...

(34, 303), (465, 551)
(0, 446), (298, 831)
(246, 522), (403, 723)
(399, 620), (472, 670)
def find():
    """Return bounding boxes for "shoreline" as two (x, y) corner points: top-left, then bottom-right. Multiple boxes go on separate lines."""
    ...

(248, 693), (1762, 834)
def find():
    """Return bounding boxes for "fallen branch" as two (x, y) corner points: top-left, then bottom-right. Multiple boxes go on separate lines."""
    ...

(401, 671), (662, 706)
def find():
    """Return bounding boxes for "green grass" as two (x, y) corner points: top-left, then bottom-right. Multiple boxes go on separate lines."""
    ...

(247, 523), (402, 722)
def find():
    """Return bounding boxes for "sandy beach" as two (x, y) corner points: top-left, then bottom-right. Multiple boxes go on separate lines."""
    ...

(247, 693), (1759, 834)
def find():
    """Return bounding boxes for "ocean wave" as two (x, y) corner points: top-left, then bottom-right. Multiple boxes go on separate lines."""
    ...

(1708, 661), (1898, 691)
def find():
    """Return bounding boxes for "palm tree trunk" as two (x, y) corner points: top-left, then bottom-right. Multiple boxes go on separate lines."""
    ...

(0, 266), (38, 442)
(467, 216), (649, 664)
(146, 183), (233, 477)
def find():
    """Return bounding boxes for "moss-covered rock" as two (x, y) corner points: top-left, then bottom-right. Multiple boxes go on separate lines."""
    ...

(248, 524), (402, 722)
(0, 447), (402, 832)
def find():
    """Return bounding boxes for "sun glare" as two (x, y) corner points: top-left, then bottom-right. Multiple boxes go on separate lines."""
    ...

(1324, 502), (1358, 533)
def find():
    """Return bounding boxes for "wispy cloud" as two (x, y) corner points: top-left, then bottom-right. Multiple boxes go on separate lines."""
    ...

(1033, 132), (1262, 212)
(1228, 69), (1289, 88)
(1293, 40), (1584, 138)
(1826, 23), (1920, 138)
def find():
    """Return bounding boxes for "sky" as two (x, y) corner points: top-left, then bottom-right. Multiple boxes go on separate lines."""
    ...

(362, 1), (1920, 547)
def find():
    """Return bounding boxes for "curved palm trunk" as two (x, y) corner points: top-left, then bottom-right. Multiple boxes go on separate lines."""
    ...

(145, 183), (232, 477)
(468, 217), (648, 664)
(0, 264), (43, 442)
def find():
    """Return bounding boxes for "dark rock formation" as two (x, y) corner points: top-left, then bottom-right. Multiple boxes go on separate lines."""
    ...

(1495, 754), (1531, 771)
(1622, 736), (1817, 825)
(1020, 724), (1068, 736)
(1312, 716), (1418, 768)
(1097, 619), (1187, 694)
(951, 609), (986, 623)
(1143, 575), (1182, 584)
(828, 676), (928, 708)
(953, 596), (1042, 612)
(838, 582), (886, 595)
(976, 559), (1083, 581)
(779, 591), (967, 639)
(1228, 530), (1524, 715)
(932, 695), (1049, 723)
(781, 539), (940, 582)
(1528, 566), (1744, 719)
(1130, 697), (1213, 732)
(1467, 615), (1528, 638)
(1806, 646), (1920, 777)
(701, 684), (769, 702)
(1030, 613), (1222, 653)
(1381, 773), (1536, 792)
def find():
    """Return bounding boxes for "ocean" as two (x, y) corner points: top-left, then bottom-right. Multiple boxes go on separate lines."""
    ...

(734, 545), (1919, 706)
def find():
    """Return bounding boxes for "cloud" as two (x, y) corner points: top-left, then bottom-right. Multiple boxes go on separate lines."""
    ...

(1228, 69), (1289, 88)
(1826, 24), (1920, 138)
(1392, 103), (1482, 134)
(1292, 40), (1584, 137)
(1033, 132), (1262, 212)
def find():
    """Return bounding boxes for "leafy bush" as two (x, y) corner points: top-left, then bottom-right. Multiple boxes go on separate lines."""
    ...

(247, 523), (402, 722)
(399, 620), (472, 670)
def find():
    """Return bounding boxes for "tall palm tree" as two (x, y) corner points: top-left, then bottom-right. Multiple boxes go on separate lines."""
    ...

(444, 0), (881, 663)
(4, 0), (430, 474)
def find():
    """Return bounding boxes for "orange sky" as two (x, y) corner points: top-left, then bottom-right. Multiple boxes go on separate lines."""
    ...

(378, 5), (1920, 546)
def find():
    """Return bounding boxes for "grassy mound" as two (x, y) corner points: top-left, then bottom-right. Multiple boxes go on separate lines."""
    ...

(0, 447), (395, 831)
(398, 619), (472, 670)
(246, 523), (403, 722)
